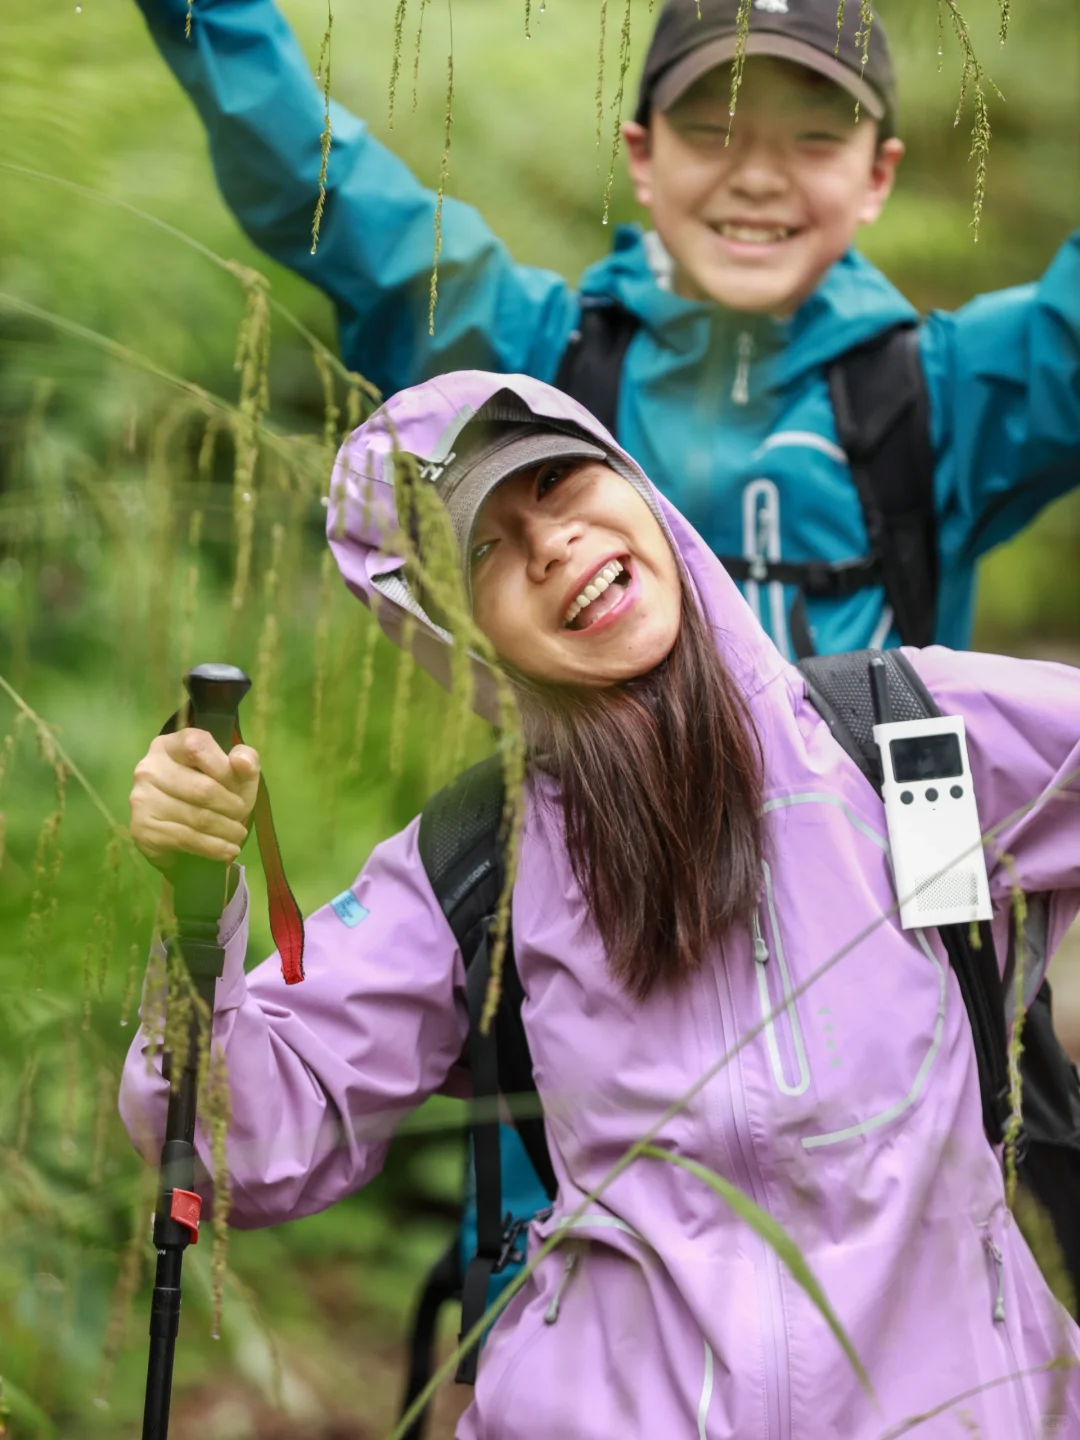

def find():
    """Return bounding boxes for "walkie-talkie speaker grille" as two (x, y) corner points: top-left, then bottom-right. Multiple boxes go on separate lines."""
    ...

(915, 867), (980, 913)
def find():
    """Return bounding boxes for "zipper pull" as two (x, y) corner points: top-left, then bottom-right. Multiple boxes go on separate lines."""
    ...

(544, 1249), (580, 1325)
(752, 909), (769, 965)
(985, 1236), (1006, 1323)
(731, 331), (754, 406)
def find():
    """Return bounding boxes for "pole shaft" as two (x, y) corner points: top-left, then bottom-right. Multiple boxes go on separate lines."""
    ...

(141, 665), (250, 1440)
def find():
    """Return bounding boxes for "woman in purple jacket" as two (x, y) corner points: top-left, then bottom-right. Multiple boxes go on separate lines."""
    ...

(124, 370), (1080, 1438)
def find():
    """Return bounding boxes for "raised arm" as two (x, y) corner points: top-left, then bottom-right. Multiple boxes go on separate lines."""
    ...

(121, 727), (466, 1225)
(921, 230), (1080, 561)
(120, 825), (467, 1226)
(133, 0), (578, 395)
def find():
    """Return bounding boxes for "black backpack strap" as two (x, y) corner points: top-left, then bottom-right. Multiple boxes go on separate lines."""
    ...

(797, 647), (945, 787)
(415, 755), (556, 1393)
(456, 930), (503, 1384)
(797, 650), (1011, 1143)
(554, 298), (641, 435)
(417, 754), (557, 1199)
(399, 1236), (462, 1440)
(418, 754), (507, 942)
(827, 324), (938, 648)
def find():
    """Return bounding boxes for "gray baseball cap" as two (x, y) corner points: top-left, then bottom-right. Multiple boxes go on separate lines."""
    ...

(636, 0), (897, 136)
(434, 423), (608, 565)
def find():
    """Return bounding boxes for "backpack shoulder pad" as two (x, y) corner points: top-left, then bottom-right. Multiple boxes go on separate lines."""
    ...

(797, 649), (940, 790)
(418, 754), (508, 950)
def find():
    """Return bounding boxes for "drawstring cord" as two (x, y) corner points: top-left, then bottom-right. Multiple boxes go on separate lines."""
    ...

(752, 907), (770, 965)
(544, 1249), (581, 1325)
(984, 1235), (1006, 1323)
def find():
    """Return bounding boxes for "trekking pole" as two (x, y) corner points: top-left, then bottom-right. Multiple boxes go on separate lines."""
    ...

(142, 663), (252, 1440)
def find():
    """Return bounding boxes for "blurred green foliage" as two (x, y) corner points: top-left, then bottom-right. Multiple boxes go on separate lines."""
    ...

(0, 0), (1078, 1435)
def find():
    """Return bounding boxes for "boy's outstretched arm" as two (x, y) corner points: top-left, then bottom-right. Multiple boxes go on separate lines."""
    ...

(921, 230), (1080, 559)
(133, 0), (578, 397)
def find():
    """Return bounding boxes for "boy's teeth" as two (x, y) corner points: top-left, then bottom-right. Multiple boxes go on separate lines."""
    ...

(564, 559), (624, 626)
(719, 224), (791, 243)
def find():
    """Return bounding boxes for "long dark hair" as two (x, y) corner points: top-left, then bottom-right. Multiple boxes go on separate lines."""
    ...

(517, 573), (764, 1001)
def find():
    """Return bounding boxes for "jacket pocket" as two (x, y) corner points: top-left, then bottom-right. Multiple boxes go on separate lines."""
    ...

(475, 1218), (766, 1439)
(757, 795), (948, 1155)
(754, 860), (810, 1097)
(978, 1212), (1039, 1440)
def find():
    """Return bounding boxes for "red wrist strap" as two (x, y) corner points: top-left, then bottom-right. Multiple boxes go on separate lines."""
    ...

(238, 721), (305, 985)
(159, 712), (306, 985)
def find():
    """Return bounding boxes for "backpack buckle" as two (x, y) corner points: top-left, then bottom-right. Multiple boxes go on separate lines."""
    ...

(1009, 1121), (1030, 1169)
(494, 1214), (529, 1274)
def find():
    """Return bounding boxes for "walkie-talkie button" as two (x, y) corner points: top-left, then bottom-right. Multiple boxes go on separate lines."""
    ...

(926, 788), (939, 802)
(900, 790), (914, 805)
(950, 784), (963, 799)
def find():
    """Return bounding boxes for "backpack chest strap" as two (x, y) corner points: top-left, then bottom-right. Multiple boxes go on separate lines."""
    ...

(721, 553), (883, 598)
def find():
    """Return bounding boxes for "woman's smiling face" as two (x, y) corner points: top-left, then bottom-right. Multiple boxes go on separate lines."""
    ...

(468, 458), (682, 687)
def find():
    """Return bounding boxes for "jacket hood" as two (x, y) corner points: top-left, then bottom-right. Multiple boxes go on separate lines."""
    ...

(579, 225), (917, 385)
(327, 369), (787, 723)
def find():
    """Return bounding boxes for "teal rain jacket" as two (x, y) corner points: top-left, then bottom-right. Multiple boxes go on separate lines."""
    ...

(134, 0), (1080, 657)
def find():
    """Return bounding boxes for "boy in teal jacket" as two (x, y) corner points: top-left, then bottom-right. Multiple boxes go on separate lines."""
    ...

(133, 0), (1080, 659)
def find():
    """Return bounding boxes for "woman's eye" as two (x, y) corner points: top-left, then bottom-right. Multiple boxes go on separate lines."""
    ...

(536, 462), (569, 498)
(470, 539), (494, 569)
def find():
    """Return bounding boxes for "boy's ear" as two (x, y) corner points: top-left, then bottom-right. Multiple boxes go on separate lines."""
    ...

(859, 137), (906, 225)
(623, 120), (654, 209)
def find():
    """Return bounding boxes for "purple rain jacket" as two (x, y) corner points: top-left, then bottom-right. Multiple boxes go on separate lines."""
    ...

(121, 371), (1080, 1438)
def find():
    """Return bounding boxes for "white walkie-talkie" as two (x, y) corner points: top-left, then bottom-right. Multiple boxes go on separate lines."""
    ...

(869, 657), (992, 931)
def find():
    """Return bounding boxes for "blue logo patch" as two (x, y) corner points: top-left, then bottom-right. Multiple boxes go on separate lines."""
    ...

(330, 890), (369, 928)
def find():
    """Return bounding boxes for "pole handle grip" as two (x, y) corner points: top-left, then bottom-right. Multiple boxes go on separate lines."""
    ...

(173, 663), (252, 927)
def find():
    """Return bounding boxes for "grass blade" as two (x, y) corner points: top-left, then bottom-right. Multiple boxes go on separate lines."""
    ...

(640, 1143), (873, 1397)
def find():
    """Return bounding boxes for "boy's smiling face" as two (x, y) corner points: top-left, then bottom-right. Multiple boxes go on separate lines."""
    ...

(624, 57), (904, 316)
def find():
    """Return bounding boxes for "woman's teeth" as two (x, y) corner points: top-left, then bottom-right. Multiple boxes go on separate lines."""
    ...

(563, 559), (626, 627)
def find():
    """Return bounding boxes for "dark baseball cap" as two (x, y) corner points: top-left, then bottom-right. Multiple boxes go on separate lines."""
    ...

(636, 0), (897, 136)
(434, 422), (607, 564)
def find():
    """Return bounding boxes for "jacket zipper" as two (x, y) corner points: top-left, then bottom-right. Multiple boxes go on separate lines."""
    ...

(754, 864), (810, 1097)
(981, 1228), (1036, 1437)
(711, 938), (792, 1440)
(732, 331), (754, 405)
(741, 480), (791, 658)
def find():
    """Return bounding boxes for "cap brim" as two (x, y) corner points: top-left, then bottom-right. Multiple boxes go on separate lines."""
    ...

(441, 430), (609, 560)
(651, 34), (885, 122)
